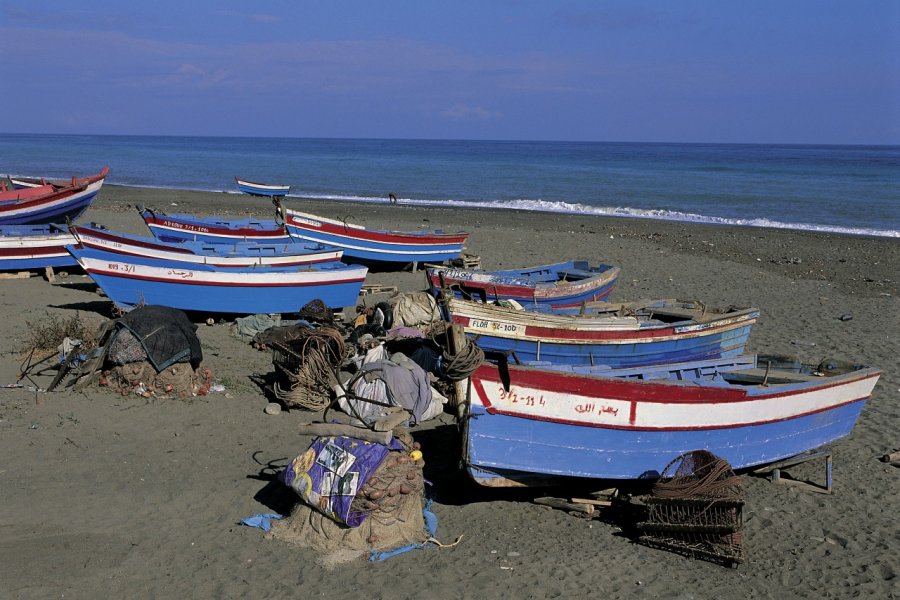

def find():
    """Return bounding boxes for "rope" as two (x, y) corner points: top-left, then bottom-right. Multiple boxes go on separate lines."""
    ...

(440, 337), (484, 381)
(271, 327), (346, 410)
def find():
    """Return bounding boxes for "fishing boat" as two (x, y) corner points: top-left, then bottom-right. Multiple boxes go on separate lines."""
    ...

(427, 260), (621, 309)
(281, 207), (469, 264)
(139, 207), (291, 244)
(443, 297), (759, 367)
(0, 224), (78, 270)
(141, 205), (471, 266)
(0, 167), (109, 225)
(235, 177), (290, 198)
(70, 223), (343, 267)
(464, 355), (881, 485)
(66, 245), (368, 315)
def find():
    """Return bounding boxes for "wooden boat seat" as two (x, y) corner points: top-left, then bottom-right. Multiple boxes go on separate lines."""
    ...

(556, 269), (595, 281)
(724, 368), (825, 384)
(644, 307), (705, 321)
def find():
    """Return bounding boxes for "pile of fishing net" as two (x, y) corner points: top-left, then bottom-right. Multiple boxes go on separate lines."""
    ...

(268, 430), (443, 566)
(96, 306), (213, 399)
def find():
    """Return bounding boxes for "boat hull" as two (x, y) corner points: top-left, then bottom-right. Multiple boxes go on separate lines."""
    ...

(427, 260), (621, 309)
(447, 298), (759, 367)
(0, 179), (104, 225)
(0, 225), (78, 270)
(465, 360), (880, 484)
(235, 177), (290, 197)
(141, 209), (291, 244)
(71, 224), (343, 267)
(68, 246), (368, 314)
(283, 208), (468, 264)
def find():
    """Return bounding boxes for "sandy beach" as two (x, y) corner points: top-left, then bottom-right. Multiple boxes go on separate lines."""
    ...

(1, 185), (898, 599)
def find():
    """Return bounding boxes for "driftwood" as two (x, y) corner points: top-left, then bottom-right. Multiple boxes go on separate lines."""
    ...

(297, 422), (392, 445)
(880, 450), (900, 464)
(570, 497), (613, 508)
(533, 496), (594, 515)
(371, 409), (409, 432)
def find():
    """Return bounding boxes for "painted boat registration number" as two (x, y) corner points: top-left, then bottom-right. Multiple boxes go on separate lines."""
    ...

(468, 319), (525, 336)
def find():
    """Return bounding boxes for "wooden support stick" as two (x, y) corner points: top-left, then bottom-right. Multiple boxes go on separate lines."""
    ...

(533, 496), (594, 515)
(570, 497), (613, 508)
(588, 487), (619, 498)
(298, 422), (391, 445)
(371, 410), (409, 432)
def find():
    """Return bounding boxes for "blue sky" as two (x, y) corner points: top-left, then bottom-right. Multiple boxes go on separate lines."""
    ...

(1, 1), (897, 144)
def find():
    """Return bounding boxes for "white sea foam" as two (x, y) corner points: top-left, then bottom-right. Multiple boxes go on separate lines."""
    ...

(121, 184), (900, 239)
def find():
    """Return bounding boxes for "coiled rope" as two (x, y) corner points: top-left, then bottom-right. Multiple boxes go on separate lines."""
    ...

(272, 327), (346, 410)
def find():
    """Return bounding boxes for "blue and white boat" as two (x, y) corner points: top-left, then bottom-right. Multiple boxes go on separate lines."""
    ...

(235, 176), (290, 198)
(444, 297), (759, 367)
(71, 223), (343, 267)
(464, 355), (881, 485)
(140, 206), (471, 266)
(140, 207), (291, 244)
(66, 245), (368, 314)
(427, 260), (621, 309)
(282, 207), (469, 264)
(0, 224), (78, 270)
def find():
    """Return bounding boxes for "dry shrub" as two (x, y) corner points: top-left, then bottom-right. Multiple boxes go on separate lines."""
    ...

(21, 311), (103, 358)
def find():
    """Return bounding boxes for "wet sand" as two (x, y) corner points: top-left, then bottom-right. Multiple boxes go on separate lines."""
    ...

(0, 185), (897, 598)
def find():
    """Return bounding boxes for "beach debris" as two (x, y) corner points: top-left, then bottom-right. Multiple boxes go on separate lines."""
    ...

(791, 339), (817, 348)
(533, 496), (595, 516)
(264, 402), (281, 415)
(880, 450), (900, 467)
(839, 313), (853, 321)
(636, 450), (745, 567)
(449, 252), (481, 270)
(0, 271), (32, 279)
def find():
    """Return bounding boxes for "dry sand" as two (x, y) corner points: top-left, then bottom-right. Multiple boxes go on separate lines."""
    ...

(0, 186), (897, 599)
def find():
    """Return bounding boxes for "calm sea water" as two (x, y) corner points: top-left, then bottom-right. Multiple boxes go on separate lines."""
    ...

(2, 134), (898, 237)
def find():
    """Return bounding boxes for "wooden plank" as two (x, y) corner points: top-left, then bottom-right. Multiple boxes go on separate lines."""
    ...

(570, 497), (613, 507)
(533, 496), (594, 515)
(0, 271), (32, 279)
(297, 422), (392, 446)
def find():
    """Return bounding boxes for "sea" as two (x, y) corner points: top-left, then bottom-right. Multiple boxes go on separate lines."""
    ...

(2, 134), (898, 238)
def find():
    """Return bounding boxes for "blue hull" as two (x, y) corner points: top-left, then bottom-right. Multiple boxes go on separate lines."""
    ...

(284, 226), (464, 263)
(1, 255), (78, 270)
(70, 246), (367, 314)
(87, 271), (364, 313)
(474, 325), (753, 367)
(465, 401), (866, 482)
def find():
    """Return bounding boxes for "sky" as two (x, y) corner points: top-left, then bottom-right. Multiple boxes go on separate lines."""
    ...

(1, 1), (897, 144)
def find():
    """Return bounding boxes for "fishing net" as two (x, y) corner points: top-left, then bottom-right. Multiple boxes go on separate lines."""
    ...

(104, 361), (213, 399)
(637, 450), (745, 566)
(269, 433), (430, 566)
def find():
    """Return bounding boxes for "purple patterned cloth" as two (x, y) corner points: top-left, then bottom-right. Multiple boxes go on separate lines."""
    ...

(280, 435), (401, 527)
